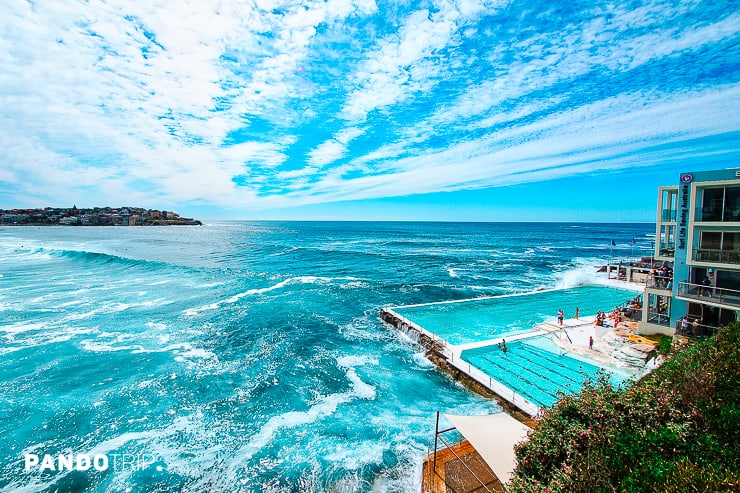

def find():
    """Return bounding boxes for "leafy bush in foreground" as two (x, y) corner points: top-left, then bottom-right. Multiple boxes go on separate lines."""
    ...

(509, 322), (740, 493)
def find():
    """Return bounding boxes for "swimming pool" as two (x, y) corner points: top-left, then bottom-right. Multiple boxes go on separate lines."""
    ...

(461, 336), (630, 408)
(394, 284), (638, 345)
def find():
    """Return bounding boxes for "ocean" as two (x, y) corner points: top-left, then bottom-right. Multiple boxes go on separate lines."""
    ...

(0, 221), (654, 492)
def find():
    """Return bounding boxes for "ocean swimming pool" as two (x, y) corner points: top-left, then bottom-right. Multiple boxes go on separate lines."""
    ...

(461, 336), (631, 408)
(393, 284), (638, 345)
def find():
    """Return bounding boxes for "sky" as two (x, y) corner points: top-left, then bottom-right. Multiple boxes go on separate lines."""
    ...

(1, 0), (739, 222)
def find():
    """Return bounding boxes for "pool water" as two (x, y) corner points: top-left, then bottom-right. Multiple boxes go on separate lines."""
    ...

(394, 284), (638, 345)
(461, 336), (629, 408)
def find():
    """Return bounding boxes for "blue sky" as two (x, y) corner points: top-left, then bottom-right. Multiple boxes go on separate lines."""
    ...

(1, 0), (739, 221)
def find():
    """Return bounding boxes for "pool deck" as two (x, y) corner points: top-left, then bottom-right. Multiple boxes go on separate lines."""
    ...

(381, 280), (645, 417)
(421, 439), (504, 493)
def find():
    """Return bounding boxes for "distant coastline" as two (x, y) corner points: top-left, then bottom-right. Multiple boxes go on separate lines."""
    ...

(0, 206), (202, 226)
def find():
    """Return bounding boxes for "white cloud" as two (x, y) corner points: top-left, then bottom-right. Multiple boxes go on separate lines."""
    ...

(261, 84), (740, 208)
(0, 0), (737, 214)
(306, 126), (365, 167)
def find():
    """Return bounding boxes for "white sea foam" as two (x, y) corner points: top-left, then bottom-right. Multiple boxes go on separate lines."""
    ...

(183, 302), (220, 316)
(80, 340), (139, 352)
(183, 276), (336, 316)
(56, 299), (85, 308)
(345, 368), (376, 400)
(0, 322), (46, 334)
(192, 281), (227, 288)
(447, 267), (458, 278)
(225, 355), (378, 475)
(339, 279), (368, 289)
(324, 440), (386, 470)
(174, 348), (217, 361)
(412, 352), (435, 369)
(336, 354), (378, 368)
(230, 392), (353, 465)
(555, 263), (602, 288)
(0, 346), (24, 355)
(60, 301), (133, 321)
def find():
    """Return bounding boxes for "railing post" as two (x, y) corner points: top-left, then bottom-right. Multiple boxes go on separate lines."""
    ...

(433, 411), (440, 472)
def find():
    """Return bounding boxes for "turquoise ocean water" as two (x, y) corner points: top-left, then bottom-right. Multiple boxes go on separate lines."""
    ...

(0, 222), (653, 492)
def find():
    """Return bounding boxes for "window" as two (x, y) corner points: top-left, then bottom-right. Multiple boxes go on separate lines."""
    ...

(647, 293), (671, 326)
(700, 231), (721, 250)
(721, 232), (740, 251)
(702, 188), (724, 221)
(659, 224), (675, 256)
(724, 187), (740, 221)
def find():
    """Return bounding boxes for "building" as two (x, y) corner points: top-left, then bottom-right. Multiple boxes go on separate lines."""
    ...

(639, 168), (740, 337)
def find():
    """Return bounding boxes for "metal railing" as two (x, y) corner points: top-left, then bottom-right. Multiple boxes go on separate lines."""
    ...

(646, 274), (673, 290)
(693, 248), (740, 265)
(646, 311), (671, 326)
(658, 246), (675, 258)
(433, 412), (493, 492)
(695, 207), (740, 223)
(675, 318), (720, 337)
(677, 281), (740, 309)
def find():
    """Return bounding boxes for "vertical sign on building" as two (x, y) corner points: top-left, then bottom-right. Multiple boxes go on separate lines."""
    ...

(677, 174), (692, 251)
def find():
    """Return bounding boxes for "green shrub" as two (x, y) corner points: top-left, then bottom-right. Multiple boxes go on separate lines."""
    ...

(509, 322), (740, 493)
(657, 335), (673, 355)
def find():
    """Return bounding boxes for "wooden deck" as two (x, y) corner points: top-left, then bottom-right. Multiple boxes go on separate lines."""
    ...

(421, 440), (505, 493)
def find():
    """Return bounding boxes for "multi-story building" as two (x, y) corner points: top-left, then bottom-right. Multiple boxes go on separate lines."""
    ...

(639, 168), (740, 336)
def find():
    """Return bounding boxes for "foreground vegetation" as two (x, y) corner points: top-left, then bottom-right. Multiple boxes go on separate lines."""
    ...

(510, 322), (740, 492)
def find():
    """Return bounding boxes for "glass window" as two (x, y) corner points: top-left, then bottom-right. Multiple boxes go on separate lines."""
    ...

(702, 188), (724, 221)
(700, 231), (721, 249)
(716, 269), (740, 292)
(724, 187), (740, 221)
(659, 225), (675, 256)
(721, 232), (740, 251)
(719, 308), (736, 326)
(647, 293), (671, 326)
(661, 189), (678, 221)
(688, 302), (703, 318)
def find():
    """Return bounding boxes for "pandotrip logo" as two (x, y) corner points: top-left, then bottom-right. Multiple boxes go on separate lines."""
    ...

(24, 453), (157, 473)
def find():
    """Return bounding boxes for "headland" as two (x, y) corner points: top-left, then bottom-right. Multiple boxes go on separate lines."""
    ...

(0, 206), (201, 226)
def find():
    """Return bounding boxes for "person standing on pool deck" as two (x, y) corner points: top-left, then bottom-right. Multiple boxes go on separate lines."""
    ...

(575, 307), (579, 320)
(589, 336), (594, 349)
(557, 309), (564, 325)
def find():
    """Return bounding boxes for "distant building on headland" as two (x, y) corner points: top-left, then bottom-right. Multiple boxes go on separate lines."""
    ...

(639, 168), (740, 337)
(0, 206), (202, 226)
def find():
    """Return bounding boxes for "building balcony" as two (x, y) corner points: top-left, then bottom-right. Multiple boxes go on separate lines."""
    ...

(647, 273), (673, 290)
(658, 246), (675, 258)
(677, 281), (740, 309)
(692, 248), (740, 265)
